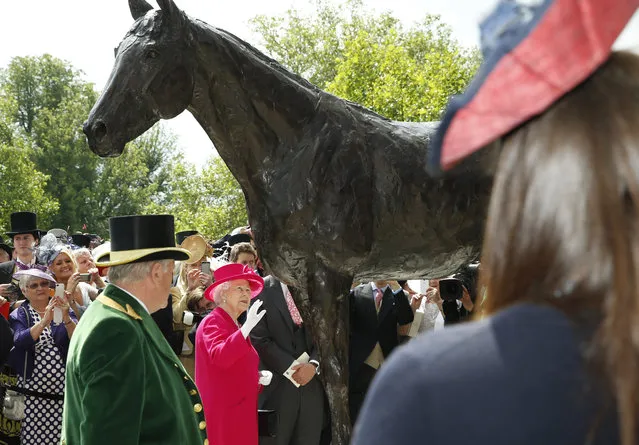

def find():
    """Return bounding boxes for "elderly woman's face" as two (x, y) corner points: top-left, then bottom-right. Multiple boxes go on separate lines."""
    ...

(49, 252), (75, 281)
(23, 277), (52, 303)
(222, 279), (252, 315)
(76, 253), (95, 273)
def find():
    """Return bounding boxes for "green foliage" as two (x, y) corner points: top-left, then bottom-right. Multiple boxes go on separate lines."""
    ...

(250, 0), (481, 121)
(250, 0), (357, 88)
(0, 55), (86, 135)
(0, 54), (247, 240)
(147, 156), (248, 241)
(0, 55), (187, 236)
(0, 142), (59, 232)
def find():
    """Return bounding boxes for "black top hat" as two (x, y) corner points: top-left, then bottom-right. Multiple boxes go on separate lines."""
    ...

(70, 234), (92, 249)
(228, 233), (252, 246)
(96, 215), (192, 267)
(5, 212), (43, 239)
(176, 230), (199, 246)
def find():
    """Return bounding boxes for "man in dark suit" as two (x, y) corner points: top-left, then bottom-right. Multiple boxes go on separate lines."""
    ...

(349, 280), (414, 424)
(251, 276), (326, 445)
(0, 212), (45, 305)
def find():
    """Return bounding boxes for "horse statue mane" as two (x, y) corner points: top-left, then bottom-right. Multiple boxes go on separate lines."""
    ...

(83, 0), (495, 442)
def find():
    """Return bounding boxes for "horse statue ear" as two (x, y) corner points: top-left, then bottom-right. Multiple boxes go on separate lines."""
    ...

(128, 0), (153, 20)
(157, 0), (180, 16)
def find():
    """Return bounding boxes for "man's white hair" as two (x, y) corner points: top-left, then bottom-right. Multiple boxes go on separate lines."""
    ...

(108, 259), (173, 284)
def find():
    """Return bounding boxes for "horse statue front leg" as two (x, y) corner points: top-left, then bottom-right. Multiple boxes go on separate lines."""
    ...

(302, 261), (354, 445)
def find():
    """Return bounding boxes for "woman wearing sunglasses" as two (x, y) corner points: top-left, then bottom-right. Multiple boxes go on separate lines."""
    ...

(7, 268), (76, 445)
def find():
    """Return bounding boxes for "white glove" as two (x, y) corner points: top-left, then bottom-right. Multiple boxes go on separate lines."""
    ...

(258, 370), (273, 386)
(240, 299), (266, 339)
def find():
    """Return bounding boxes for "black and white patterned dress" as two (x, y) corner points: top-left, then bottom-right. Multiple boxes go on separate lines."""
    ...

(17, 307), (65, 445)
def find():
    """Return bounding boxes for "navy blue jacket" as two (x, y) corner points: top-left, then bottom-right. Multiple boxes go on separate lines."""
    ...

(7, 302), (75, 380)
(352, 303), (618, 445)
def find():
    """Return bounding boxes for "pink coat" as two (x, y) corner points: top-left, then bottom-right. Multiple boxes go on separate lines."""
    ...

(195, 307), (260, 445)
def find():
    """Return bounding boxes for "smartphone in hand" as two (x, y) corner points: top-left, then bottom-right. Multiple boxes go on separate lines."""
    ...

(201, 261), (211, 275)
(53, 284), (65, 324)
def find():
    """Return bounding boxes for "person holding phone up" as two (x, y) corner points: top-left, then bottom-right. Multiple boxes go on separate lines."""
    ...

(38, 234), (99, 320)
(7, 268), (76, 445)
(171, 233), (215, 376)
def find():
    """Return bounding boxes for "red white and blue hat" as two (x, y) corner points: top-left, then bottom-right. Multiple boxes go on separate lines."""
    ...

(428, 0), (639, 173)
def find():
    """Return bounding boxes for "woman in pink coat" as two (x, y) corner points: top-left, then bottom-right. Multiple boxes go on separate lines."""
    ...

(195, 263), (271, 445)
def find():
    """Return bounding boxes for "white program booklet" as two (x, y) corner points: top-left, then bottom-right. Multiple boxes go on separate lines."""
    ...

(408, 308), (425, 338)
(283, 352), (310, 388)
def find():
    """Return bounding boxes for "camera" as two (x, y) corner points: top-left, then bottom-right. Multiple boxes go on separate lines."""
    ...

(78, 273), (92, 283)
(5, 283), (20, 299)
(438, 278), (464, 301)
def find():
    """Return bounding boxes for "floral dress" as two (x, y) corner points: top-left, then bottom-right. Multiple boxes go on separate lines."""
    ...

(16, 307), (66, 445)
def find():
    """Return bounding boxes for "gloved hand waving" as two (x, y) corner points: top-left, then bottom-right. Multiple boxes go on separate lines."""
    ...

(240, 299), (266, 339)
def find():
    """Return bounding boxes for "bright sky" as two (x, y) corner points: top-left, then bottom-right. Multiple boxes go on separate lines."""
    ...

(2, 0), (639, 167)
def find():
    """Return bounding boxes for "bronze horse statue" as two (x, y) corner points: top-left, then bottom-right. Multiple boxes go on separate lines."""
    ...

(83, 0), (494, 442)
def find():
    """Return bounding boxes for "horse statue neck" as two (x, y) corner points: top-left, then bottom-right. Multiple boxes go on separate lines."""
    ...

(186, 19), (321, 187)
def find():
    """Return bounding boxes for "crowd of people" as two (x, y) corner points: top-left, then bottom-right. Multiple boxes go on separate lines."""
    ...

(1, 1), (637, 444)
(0, 210), (470, 445)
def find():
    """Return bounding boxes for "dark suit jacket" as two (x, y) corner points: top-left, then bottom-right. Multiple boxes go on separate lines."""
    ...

(250, 276), (326, 441)
(251, 276), (320, 392)
(349, 284), (414, 379)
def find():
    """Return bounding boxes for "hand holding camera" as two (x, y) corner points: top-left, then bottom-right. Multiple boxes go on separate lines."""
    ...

(460, 286), (474, 312)
(425, 286), (442, 306)
(39, 301), (55, 326)
(66, 272), (81, 294)
(0, 283), (18, 299)
(186, 268), (203, 291)
(410, 293), (425, 311)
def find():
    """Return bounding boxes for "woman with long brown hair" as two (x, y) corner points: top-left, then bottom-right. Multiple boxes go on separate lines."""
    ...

(352, 1), (639, 444)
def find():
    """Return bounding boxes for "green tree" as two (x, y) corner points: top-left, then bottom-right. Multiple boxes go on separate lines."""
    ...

(147, 156), (248, 241)
(0, 55), (183, 237)
(250, 0), (480, 121)
(0, 142), (58, 232)
(0, 54), (86, 135)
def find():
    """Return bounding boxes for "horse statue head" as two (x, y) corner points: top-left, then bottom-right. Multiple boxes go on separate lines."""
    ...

(84, 0), (195, 157)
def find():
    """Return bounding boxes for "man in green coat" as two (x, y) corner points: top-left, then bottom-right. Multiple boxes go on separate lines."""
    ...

(62, 215), (208, 445)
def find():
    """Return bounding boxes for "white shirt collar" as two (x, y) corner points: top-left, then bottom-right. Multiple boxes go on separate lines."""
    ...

(370, 282), (390, 293)
(110, 284), (150, 314)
